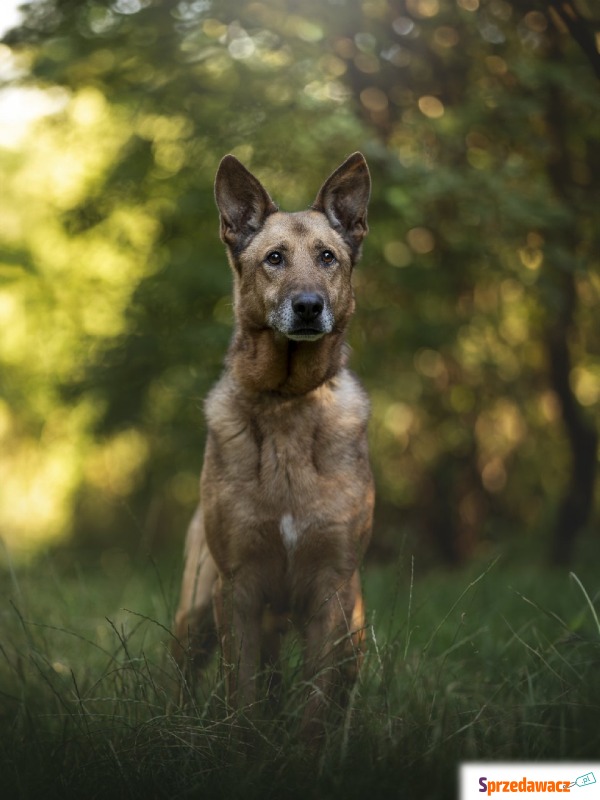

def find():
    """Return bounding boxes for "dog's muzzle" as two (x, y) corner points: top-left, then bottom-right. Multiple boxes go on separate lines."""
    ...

(268, 291), (334, 341)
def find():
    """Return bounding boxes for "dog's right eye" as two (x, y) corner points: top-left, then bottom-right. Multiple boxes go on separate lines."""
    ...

(266, 251), (283, 266)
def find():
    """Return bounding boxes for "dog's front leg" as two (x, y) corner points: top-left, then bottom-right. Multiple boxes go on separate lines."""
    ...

(300, 569), (364, 737)
(213, 572), (262, 713)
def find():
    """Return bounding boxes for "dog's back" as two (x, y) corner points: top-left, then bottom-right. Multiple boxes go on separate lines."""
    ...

(173, 153), (374, 734)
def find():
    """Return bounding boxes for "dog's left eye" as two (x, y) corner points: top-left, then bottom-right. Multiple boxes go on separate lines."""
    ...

(321, 250), (336, 266)
(266, 251), (283, 266)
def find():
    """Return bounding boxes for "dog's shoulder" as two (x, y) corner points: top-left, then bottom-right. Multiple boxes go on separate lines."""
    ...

(326, 368), (370, 419)
(203, 371), (241, 433)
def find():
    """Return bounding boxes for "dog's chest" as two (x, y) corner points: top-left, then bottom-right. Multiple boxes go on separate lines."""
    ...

(203, 370), (370, 555)
(257, 410), (319, 480)
(278, 512), (304, 553)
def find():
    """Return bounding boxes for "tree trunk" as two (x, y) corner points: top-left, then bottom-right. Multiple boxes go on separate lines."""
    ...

(543, 47), (598, 565)
(547, 313), (598, 565)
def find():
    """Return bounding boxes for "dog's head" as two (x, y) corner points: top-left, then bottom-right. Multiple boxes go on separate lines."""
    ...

(214, 153), (370, 341)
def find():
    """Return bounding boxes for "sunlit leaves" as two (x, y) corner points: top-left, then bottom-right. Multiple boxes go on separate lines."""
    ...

(1, 0), (598, 562)
(0, 85), (160, 558)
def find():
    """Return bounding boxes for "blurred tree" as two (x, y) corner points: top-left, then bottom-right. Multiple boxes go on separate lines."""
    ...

(541, 22), (598, 564)
(320, 0), (600, 563)
(1, 0), (598, 564)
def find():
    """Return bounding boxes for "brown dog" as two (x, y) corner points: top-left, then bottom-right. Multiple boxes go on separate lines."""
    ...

(173, 153), (374, 734)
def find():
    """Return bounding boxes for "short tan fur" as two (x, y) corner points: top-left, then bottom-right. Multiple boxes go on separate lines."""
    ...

(173, 152), (374, 735)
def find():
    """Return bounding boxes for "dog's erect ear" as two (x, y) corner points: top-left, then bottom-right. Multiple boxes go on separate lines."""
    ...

(312, 152), (371, 253)
(214, 155), (278, 252)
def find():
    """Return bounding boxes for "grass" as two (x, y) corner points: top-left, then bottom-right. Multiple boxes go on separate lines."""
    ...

(1, 549), (599, 799)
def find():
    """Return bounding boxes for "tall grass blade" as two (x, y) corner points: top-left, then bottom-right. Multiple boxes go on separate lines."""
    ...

(404, 554), (414, 660)
(421, 556), (500, 656)
(569, 572), (600, 636)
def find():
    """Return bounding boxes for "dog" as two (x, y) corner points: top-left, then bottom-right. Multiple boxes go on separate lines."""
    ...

(173, 152), (374, 735)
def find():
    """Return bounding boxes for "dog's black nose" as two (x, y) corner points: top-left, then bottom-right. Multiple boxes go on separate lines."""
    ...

(292, 293), (324, 323)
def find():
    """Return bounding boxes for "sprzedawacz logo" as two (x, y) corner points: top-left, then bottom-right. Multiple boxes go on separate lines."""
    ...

(476, 772), (597, 795)
(460, 764), (599, 800)
(479, 777), (571, 794)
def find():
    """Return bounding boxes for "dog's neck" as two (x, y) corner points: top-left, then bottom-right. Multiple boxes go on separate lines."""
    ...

(227, 327), (348, 396)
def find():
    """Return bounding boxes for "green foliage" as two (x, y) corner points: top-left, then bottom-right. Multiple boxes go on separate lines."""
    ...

(0, 0), (599, 560)
(2, 556), (600, 798)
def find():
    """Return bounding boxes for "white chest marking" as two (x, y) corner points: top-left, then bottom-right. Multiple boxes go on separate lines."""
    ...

(280, 513), (300, 553)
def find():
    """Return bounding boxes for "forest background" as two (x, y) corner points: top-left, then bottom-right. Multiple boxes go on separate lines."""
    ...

(1, 2), (600, 798)
(1, 0), (599, 570)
